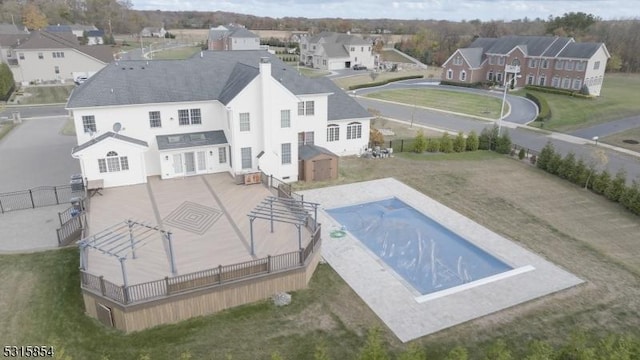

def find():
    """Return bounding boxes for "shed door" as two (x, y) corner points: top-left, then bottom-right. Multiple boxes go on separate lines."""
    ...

(313, 159), (331, 181)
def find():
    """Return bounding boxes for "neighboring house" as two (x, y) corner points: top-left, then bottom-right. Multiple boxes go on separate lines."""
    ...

(300, 32), (375, 70)
(207, 25), (261, 51)
(11, 31), (113, 84)
(0, 23), (30, 66)
(289, 31), (309, 44)
(442, 35), (610, 96)
(85, 30), (105, 45)
(66, 51), (371, 188)
(141, 27), (166, 38)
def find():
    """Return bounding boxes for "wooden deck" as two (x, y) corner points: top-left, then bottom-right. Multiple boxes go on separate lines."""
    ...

(85, 173), (311, 286)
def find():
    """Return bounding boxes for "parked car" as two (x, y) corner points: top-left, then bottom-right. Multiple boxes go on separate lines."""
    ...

(352, 64), (367, 70)
(74, 76), (88, 85)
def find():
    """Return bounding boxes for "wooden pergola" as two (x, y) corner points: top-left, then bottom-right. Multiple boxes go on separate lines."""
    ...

(247, 196), (319, 255)
(78, 220), (176, 287)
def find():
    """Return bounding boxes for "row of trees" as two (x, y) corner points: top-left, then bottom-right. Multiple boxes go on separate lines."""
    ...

(0, 63), (15, 101)
(536, 142), (640, 215)
(411, 126), (512, 155)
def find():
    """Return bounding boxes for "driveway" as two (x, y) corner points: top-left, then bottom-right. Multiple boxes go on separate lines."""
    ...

(0, 104), (68, 119)
(0, 116), (80, 192)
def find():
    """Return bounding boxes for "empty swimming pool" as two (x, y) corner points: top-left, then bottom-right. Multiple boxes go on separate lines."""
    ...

(327, 197), (513, 295)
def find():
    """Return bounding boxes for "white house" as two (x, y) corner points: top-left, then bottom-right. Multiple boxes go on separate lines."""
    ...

(66, 51), (371, 188)
(208, 25), (261, 51)
(141, 27), (166, 38)
(300, 32), (375, 70)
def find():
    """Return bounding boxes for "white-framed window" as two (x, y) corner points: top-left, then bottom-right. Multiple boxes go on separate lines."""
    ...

(82, 115), (96, 133)
(38, 52), (43, 59)
(281, 143), (291, 164)
(488, 56), (495, 65)
(149, 111), (161, 128)
(594, 61), (601, 70)
(496, 72), (503, 83)
(541, 59), (549, 69)
(52, 51), (64, 58)
(98, 151), (128, 173)
(453, 56), (463, 66)
(527, 75), (535, 85)
(446, 69), (453, 80)
(239, 112), (250, 131)
(538, 76), (546, 86)
(576, 61), (586, 71)
(178, 109), (201, 125)
(347, 122), (362, 140)
(562, 77), (571, 89)
(528, 59), (538, 68)
(572, 79), (582, 90)
(327, 124), (339, 142)
(173, 154), (183, 173)
(555, 60), (564, 70)
(498, 57), (505, 65)
(18, 53), (24, 60)
(297, 101), (314, 115)
(241, 147), (252, 169)
(298, 131), (314, 146)
(459, 70), (467, 81)
(54, 66), (59, 74)
(552, 76), (560, 87)
(281, 110), (290, 128)
(218, 147), (226, 164)
(565, 61), (574, 71)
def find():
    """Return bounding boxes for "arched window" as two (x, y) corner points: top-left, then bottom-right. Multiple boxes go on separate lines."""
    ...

(106, 151), (118, 157)
(511, 59), (520, 66)
(327, 124), (340, 142)
(98, 150), (129, 173)
(347, 122), (362, 140)
(459, 70), (467, 81)
(446, 69), (453, 80)
(487, 71), (494, 81)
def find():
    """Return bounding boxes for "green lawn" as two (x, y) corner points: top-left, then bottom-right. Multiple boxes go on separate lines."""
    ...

(332, 69), (440, 90)
(365, 88), (505, 119)
(18, 85), (74, 105)
(298, 67), (330, 78)
(151, 46), (201, 60)
(379, 49), (414, 63)
(521, 73), (640, 132)
(601, 127), (640, 152)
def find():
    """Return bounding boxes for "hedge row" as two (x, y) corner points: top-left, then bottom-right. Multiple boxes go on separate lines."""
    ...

(536, 142), (640, 215)
(0, 63), (14, 101)
(525, 92), (551, 122)
(524, 85), (592, 99)
(349, 75), (424, 90)
(439, 80), (487, 89)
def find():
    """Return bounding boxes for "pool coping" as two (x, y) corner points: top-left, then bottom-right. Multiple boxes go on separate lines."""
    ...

(300, 178), (584, 342)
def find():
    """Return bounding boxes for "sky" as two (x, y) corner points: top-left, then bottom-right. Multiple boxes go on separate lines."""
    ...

(132, 0), (638, 22)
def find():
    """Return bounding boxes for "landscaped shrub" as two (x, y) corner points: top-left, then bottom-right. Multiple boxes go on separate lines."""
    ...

(495, 131), (512, 154)
(570, 158), (589, 187)
(524, 85), (592, 99)
(530, 155), (537, 165)
(426, 138), (440, 152)
(518, 148), (525, 160)
(558, 152), (576, 180)
(546, 152), (563, 175)
(620, 180), (640, 215)
(525, 92), (551, 123)
(605, 169), (627, 202)
(369, 128), (385, 147)
(0, 63), (14, 101)
(413, 131), (427, 153)
(466, 130), (479, 151)
(453, 132), (466, 153)
(349, 75), (424, 90)
(592, 170), (612, 195)
(536, 142), (555, 171)
(478, 127), (495, 150)
(439, 80), (487, 89)
(440, 132), (454, 153)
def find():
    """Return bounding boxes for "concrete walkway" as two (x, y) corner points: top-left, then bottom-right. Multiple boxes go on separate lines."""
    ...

(0, 204), (68, 253)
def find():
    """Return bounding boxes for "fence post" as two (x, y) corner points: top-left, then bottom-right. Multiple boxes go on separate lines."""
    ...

(165, 277), (170, 296)
(54, 186), (59, 204)
(218, 264), (223, 284)
(122, 285), (129, 304)
(99, 276), (106, 296)
(400, 140), (404, 153)
(29, 189), (34, 208)
(299, 249), (304, 265)
(267, 255), (271, 273)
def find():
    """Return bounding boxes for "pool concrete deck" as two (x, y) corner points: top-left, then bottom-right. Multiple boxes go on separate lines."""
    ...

(300, 178), (584, 342)
(84, 173), (310, 286)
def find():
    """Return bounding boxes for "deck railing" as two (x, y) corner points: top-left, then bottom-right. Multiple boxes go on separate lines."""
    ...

(80, 224), (322, 306)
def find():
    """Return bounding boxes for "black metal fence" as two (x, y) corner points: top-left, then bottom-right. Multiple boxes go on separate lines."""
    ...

(0, 185), (79, 214)
(57, 198), (85, 246)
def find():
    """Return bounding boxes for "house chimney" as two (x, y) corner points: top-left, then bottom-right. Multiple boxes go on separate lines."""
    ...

(259, 57), (271, 75)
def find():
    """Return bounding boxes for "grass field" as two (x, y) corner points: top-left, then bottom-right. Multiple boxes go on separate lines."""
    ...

(365, 88), (504, 119)
(17, 85), (74, 105)
(0, 122), (16, 141)
(2, 155), (640, 359)
(298, 67), (330, 78)
(521, 73), (640, 132)
(379, 49), (415, 63)
(151, 46), (201, 60)
(602, 127), (640, 152)
(332, 68), (441, 90)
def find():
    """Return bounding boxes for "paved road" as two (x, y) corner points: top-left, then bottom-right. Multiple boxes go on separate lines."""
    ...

(1, 104), (68, 119)
(570, 116), (640, 139)
(0, 116), (80, 192)
(356, 96), (640, 183)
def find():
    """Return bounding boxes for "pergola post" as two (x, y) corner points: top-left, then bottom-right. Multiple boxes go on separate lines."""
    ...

(297, 224), (302, 250)
(120, 257), (128, 287)
(250, 217), (255, 255)
(167, 231), (177, 276)
(313, 204), (318, 231)
(270, 199), (274, 233)
(128, 220), (136, 259)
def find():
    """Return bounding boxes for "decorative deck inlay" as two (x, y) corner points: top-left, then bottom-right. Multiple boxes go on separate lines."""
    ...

(163, 201), (222, 235)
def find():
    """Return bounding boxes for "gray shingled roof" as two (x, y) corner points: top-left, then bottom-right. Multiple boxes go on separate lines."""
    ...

(308, 32), (370, 46)
(459, 48), (484, 68)
(298, 144), (336, 160)
(558, 42), (604, 59)
(156, 131), (227, 150)
(0, 33), (30, 47)
(316, 77), (371, 121)
(208, 25), (258, 40)
(72, 132), (148, 154)
(15, 31), (113, 63)
(322, 43), (349, 58)
(0, 23), (28, 35)
(470, 36), (574, 57)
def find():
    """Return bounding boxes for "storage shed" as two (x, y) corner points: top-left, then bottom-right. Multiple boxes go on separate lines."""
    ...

(298, 145), (338, 182)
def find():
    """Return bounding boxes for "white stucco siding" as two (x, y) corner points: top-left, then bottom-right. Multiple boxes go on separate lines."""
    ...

(584, 46), (609, 96)
(74, 138), (147, 188)
(324, 118), (371, 156)
(230, 37), (261, 50)
(15, 48), (107, 83)
(348, 44), (374, 68)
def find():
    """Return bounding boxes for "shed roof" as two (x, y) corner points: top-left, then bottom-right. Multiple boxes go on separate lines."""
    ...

(298, 144), (337, 160)
(156, 131), (228, 150)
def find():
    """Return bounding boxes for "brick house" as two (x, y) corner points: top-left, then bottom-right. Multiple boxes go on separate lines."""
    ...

(441, 35), (610, 96)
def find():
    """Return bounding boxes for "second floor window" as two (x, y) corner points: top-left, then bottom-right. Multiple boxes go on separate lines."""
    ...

(52, 51), (64, 58)
(298, 101), (315, 116)
(453, 56), (463, 66)
(555, 60), (564, 70)
(178, 109), (201, 125)
(149, 111), (161, 128)
(594, 61), (601, 70)
(82, 115), (96, 133)
(281, 110), (290, 128)
(239, 113), (250, 131)
(541, 59), (549, 69)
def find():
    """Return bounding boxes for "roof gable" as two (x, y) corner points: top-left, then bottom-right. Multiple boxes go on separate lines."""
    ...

(15, 30), (113, 63)
(72, 132), (148, 155)
(558, 42), (608, 59)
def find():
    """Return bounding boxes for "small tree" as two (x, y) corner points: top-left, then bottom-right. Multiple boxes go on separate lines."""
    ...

(370, 128), (385, 147)
(358, 328), (389, 360)
(495, 131), (512, 154)
(585, 148), (609, 189)
(440, 132), (454, 153)
(558, 152), (576, 180)
(478, 127), (495, 150)
(571, 158), (589, 187)
(413, 131), (427, 153)
(592, 170), (612, 195)
(546, 152), (563, 175)
(524, 340), (555, 360)
(426, 138), (440, 152)
(518, 148), (525, 160)
(483, 339), (512, 360)
(605, 169), (627, 202)
(620, 180), (640, 215)
(536, 142), (555, 171)
(453, 131), (466, 153)
(466, 130), (479, 151)
(397, 344), (426, 360)
(445, 346), (469, 360)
